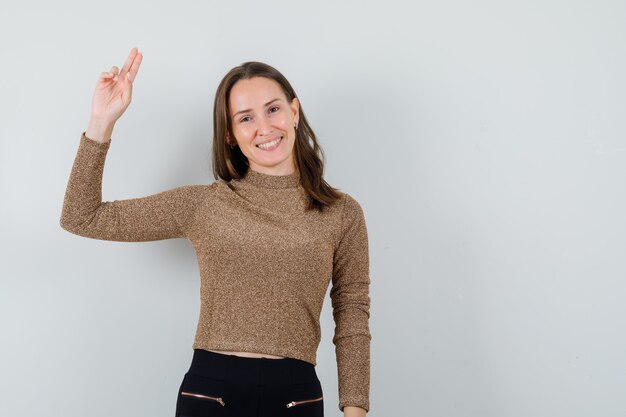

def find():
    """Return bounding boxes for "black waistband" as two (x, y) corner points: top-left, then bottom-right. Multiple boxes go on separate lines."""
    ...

(187, 349), (318, 386)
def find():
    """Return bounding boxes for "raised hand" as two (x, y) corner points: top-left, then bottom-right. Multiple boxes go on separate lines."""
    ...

(90, 47), (143, 124)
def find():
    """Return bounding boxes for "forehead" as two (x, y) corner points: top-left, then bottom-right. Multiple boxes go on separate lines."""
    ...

(229, 77), (285, 112)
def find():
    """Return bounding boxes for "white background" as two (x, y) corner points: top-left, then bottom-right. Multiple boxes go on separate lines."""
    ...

(1, 1), (625, 416)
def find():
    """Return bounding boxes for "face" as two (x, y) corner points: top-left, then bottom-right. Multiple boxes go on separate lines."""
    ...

(228, 76), (300, 175)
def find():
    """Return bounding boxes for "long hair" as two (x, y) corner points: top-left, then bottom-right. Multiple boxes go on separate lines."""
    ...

(211, 61), (342, 212)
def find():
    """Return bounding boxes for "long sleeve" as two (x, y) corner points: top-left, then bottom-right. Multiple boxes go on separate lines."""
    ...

(59, 131), (208, 242)
(330, 193), (372, 412)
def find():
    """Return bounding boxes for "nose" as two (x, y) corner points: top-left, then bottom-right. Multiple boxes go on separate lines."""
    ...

(257, 113), (274, 136)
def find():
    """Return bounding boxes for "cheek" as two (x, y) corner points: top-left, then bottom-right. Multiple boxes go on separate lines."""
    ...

(233, 126), (252, 141)
(273, 120), (291, 134)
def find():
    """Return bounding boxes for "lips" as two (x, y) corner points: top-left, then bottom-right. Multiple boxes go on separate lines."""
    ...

(256, 135), (283, 147)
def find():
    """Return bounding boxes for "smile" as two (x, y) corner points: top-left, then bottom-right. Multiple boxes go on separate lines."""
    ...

(256, 136), (283, 151)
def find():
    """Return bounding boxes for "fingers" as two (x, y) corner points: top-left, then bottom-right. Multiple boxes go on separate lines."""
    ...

(119, 47), (141, 82)
(101, 72), (117, 82)
(127, 51), (142, 82)
(99, 47), (142, 86)
(100, 66), (120, 82)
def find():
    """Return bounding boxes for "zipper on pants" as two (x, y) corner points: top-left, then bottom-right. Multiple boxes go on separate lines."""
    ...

(286, 396), (323, 408)
(181, 391), (226, 406)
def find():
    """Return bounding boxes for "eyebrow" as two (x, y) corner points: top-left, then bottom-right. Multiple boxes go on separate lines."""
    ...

(232, 98), (282, 119)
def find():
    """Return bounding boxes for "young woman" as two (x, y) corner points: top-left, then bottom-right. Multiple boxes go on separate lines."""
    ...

(60, 47), (372, 417)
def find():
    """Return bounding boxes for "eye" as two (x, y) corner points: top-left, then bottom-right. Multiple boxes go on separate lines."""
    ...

(239, 106), (279, 123)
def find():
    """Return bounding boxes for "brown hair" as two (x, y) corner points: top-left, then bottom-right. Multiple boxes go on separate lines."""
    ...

(211, 61), (342, 212)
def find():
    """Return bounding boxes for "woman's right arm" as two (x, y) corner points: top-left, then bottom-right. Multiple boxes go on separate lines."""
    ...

(60, 47), (209, 242)
(59, 130), (209, 242)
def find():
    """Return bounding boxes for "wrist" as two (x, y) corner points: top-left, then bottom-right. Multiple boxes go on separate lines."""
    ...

(343, 405), (367, 417)
(86, 118), (115, 143)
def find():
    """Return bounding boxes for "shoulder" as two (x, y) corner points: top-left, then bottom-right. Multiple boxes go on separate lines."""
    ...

(333, 191), (369, 252)
(173, 181), (220, 196)
(166, 181), (222, 207)
(335, 192), (368, 240)
(340, 192), (366, 220)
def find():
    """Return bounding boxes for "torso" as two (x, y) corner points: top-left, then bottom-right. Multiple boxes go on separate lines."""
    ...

(207, 349), (286, 359)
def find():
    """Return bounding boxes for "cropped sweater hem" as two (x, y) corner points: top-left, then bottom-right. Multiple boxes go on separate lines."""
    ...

(191, 340), (317, 366)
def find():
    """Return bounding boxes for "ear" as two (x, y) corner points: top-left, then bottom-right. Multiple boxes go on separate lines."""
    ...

(290, 97), (300, 125)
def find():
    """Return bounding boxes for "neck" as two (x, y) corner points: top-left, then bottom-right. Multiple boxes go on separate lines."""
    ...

(240, 167), (301, 189)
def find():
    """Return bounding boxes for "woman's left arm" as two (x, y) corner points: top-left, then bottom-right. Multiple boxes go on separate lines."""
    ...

(331, 193), (372, 414)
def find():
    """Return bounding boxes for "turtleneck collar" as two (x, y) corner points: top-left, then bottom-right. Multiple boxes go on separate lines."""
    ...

(240, 167), (301, 189)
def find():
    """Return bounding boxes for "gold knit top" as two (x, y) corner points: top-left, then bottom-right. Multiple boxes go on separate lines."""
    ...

(60, 132), (372, 412)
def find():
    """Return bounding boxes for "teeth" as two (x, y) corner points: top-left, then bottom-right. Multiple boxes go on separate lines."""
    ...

(257, 136), (282, 149)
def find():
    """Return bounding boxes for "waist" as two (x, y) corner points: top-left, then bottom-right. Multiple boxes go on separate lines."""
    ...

(206, 349), (286, 359)
(187, 348), (318, 386)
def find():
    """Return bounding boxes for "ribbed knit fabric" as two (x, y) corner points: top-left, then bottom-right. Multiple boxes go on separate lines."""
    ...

(60, 132), (372, 412)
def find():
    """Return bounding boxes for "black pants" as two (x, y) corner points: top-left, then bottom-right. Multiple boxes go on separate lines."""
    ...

(175, 349), (324, 417)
